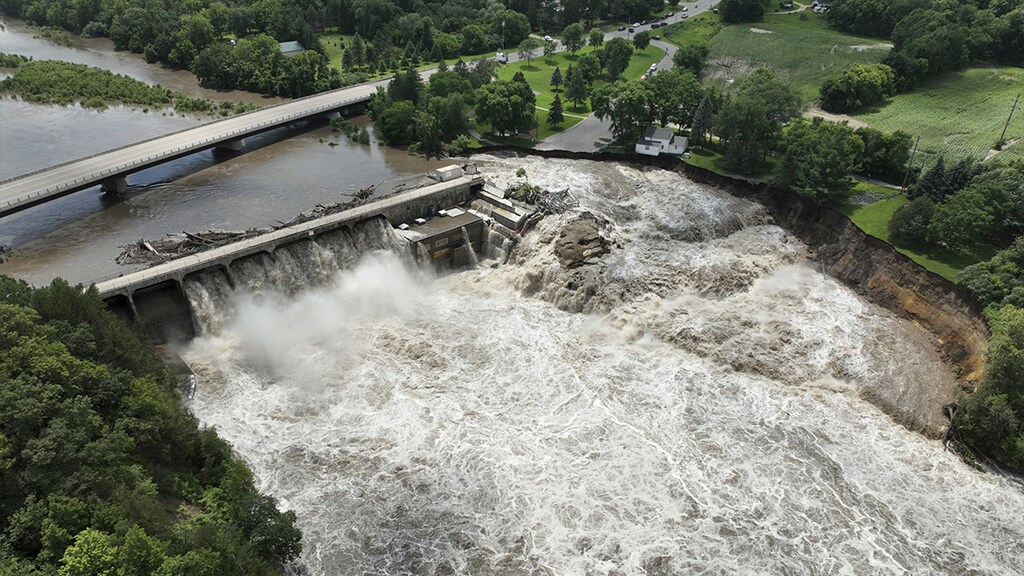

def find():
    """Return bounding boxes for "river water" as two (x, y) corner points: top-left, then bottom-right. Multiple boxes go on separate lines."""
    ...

(0, 18), (447, 286)
(182, 156), (1024, 576)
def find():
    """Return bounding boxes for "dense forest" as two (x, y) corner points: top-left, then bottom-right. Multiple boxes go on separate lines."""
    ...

(0, 0), (671, 96)
(0, 277), (302, 575)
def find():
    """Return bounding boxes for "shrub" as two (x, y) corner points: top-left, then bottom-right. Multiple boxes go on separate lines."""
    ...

(888, 196), (934, 245)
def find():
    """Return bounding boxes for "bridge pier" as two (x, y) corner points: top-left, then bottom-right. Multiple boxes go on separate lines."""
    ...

(320, 111), (341, 121)
(100, 176), (128, 194)
(216, 138), (245, 152)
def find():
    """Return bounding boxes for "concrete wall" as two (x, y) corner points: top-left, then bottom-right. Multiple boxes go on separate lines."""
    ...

(97, 174), (482, 341)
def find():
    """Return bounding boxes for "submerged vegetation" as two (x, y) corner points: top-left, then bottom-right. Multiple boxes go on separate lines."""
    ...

(0, 276), (302, 574)
(0, 56), (257, 116)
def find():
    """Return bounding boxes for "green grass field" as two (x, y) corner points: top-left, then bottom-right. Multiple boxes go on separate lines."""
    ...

(704, 12), (889, 100)
(489, 45), (664, 140)
(661, 12), (724, 49)
(851, 66), (1024, 167)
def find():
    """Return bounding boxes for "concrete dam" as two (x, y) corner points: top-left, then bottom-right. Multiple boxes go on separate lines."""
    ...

(97, 167), (530, 341)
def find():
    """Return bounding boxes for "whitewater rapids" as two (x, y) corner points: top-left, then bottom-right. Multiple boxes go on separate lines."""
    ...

(183, 156), (1024, 575)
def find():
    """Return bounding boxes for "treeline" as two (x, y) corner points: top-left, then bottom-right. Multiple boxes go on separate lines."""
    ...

(953, 237), (1024, 473)
(0, 276), (302, 574)
(0, 0), (676, 97)
(0, 0), (330, 96)
(0, 57), (257, 115)
(818, 0), (1024, 112)
(889, 159), (1024, 252)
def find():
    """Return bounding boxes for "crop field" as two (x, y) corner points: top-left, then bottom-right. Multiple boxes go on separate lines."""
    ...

(851, 66), (1024, 166)
(492, 45), (663, 140)
(704, 12), (889, 100)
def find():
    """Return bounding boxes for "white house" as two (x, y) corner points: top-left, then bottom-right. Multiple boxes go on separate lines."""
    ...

(635, 126), (688, 156)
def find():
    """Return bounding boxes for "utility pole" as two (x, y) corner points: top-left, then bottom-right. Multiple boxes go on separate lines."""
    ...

(901, 135), (921, 195)
(998, 92), (1021, 148)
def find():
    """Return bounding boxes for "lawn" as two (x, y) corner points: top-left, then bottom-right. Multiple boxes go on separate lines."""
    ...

(490, 45), (664, 141)
(851, 66), (1024, 167)
(661, 12), (724, 50)
(703, 12), (890, 100)
(837, 194), (994, 281)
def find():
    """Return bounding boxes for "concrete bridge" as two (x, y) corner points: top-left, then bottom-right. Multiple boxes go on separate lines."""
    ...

(96, 173), (483, 341)
(0, 82), (381, 218)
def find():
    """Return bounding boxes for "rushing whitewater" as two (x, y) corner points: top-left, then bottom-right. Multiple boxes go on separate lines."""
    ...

(183, 157), (1024, 576)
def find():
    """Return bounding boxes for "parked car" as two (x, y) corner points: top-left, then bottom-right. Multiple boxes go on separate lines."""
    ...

(543, 35), (553, 42)
(628, 27), (635, 33)
(650, 22), (660, 28)
(667, 12), (674, 17)
(653, 35), (660, 40)
(682, 6), (688, 11)
(633, 22), (640, 27)
(618, 26), (626, 31)
(681, 13), (689, 19)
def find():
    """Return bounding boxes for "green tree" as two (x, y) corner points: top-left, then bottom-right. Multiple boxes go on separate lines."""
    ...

(562, 22), (585, 53)
(589, 29), (604, 48)
(544, 39), (557, 60)
(819, 63), (896, 113)
(518, 37), (541, 66)
(953, 304), (1024, 472)
(774, 117), (864, 203)
(888, 196), (935, 245)
(714, 68), (802, 174)
(672, 42), (710, 76)
(577, 52), (602, 85)
(378, 100), (418, 144)
(855, 127), (913, 183)
(633, 30), (651, 52)
(928, 182), (1008, 251)
(960, 237), (1024, 309)
(548, 94), (565, 127)
(690, 92), (715, 147)
(564, 65), (588, 109)
(550, 66), (563, 91)
(645, 69), (703, 127)
(719, 0), (768, 23)
(460, 24), (487, 54)
(476, 79), (536, 135)
(591, 81), (652, 141)
(603, 37), (633, 79)
(910, 156), (947, 201)
(491, 10), (532, 48)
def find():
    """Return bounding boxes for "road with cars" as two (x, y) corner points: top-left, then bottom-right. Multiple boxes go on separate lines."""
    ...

(538, 1), (717, 152)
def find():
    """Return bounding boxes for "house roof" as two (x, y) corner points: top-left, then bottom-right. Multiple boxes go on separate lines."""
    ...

(279, 41), (305, 54)
(643, 126), (674, 142)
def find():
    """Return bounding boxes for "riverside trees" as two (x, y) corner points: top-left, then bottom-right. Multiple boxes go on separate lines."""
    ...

(0, 276), (302, 574)
(714, 68), (802, 174)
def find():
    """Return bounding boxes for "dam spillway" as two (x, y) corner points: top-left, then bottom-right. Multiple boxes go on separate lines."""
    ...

(177, 155), (1024, 576)
(95, 172), (485, 340)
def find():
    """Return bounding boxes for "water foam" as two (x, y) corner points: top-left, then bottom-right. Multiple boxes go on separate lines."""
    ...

(183, 158), (1024, 576)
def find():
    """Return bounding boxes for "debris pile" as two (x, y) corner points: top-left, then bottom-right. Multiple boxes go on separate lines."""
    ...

(116, 230), (264, 265)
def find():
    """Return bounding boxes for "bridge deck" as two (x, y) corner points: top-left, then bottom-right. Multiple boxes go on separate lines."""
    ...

(0, 82), (379, 217)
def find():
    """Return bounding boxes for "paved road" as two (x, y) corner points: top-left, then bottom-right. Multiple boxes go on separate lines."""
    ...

(537, 1), (716, 152)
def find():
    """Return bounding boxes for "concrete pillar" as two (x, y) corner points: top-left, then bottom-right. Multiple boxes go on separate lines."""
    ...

(216, 138), (245, 152)
(321, 111), (341, 121)
(100, 176), (128, 194)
